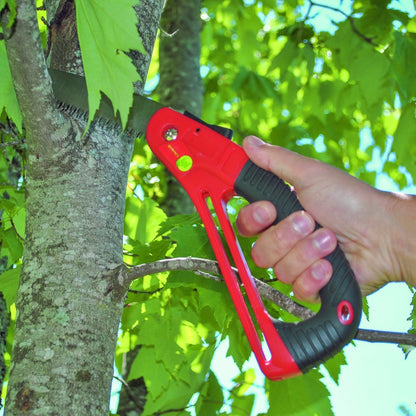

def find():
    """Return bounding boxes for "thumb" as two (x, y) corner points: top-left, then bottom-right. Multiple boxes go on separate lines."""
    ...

(242, 136), (318, 190)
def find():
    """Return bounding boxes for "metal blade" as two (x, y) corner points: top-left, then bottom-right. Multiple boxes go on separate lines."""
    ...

(49, 69), (164, 137)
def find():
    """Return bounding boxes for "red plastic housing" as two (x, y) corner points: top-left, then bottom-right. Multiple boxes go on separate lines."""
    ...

(146, 107), (301, 380)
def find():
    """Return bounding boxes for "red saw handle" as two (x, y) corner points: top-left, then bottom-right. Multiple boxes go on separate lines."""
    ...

(146, 108), (362, 380)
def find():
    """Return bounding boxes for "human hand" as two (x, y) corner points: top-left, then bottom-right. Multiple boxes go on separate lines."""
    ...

(236, 136), (414, 302)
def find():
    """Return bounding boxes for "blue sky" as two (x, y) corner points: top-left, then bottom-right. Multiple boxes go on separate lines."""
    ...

(326, 283), (416, 416)
(212, 2), (416, 415)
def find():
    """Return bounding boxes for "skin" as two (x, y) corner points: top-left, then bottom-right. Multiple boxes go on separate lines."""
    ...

(236, 135), (416, 303)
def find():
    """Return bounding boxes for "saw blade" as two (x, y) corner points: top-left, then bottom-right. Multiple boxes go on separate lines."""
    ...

(49, 69), (164, 137)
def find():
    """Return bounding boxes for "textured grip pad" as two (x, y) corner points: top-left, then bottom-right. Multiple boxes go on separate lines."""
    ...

(234, 160), (362, 372)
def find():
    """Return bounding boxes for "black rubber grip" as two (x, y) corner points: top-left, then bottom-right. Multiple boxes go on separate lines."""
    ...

(234, 160), (362, 373)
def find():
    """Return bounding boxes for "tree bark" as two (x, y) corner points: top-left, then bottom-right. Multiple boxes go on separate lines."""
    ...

(3, 0), (163, 414)
(159, 0), (203, 115)
(7, 126), (131, 414)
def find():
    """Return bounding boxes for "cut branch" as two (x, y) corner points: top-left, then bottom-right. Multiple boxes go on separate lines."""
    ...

(126, 257), (313, 319)
(125, 257), (416, 347)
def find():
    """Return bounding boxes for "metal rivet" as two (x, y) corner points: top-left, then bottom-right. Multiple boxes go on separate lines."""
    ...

(164, 128), (178, 141)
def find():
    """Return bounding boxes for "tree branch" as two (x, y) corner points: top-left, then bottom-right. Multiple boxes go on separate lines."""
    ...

(112, 376), (145, 411)
(355, 328), (416, 345)
(2, 0), (66, 154)
(125, 257), (416, 347)
(126, 257), (314, 319)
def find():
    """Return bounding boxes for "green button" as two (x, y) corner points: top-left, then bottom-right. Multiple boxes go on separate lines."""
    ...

(176, 155), (193, 172)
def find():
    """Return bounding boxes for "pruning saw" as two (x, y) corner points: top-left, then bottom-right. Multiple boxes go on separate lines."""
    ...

(49, 69), (362, 380)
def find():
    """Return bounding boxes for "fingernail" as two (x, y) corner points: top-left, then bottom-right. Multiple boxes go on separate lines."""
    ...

(246, 136), (264, 147)
(313, 231), (333, 251)
(292, 212), (314, 235)
(311, 261), (330, 281)
(253, 205), (273, 224)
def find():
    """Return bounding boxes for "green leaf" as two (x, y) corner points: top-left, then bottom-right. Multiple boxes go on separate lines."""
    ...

(270, 38), (298, 78)
(229, 370), (257, 416)
(267, 370), (333, 416)
(170, 224), (215, 259)
(128, 298), (215, 416)
(0, 228), (23, 267)
(124, 197), (167, 244)
(327, 21), (392, 120)
(391, 32), (416, 103)
(0, 265), (20, 309)
(226, 317), (252, 370)
(194, 371), (224, 416)
(392, 103), (416, 179)
(2, 203), (25, 237)
(232, 67), (278, 101)
(74, 0), (145, 128)
(124, 238), (172, 267)
(128, 345), (171, 396)
(119, 302), (141, 332)
(0, 0), (17, 28)
(322, 351), (347, 385)
(0, 37), (22, 131)
(232, 368), (256, 396)
(400, 343), (415, 359)
(230, 394), (255, 416)
(157, 212), (201, 237)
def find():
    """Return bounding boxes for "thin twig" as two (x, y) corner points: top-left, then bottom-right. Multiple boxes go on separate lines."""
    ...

(112, 376), (144, 410)
(125, 257), (416, 346)
(159, 27), (180, 38)
(307, 0), (377, 46)
(154, 406), (193, 416)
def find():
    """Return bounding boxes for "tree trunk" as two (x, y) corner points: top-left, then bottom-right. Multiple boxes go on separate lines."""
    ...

(157, 0), (203, 216)
(7, 120), (131, 415)
(3, 0), (163, 414)
(159, 0), (203, 114)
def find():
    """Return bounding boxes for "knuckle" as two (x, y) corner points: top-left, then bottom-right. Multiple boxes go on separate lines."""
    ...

(236, 212), (256, 236)
(273, 263), (296, 285)
(292, 260), (332, 302)
(251, 244), (268, 268)
(272, 220), (300, 251)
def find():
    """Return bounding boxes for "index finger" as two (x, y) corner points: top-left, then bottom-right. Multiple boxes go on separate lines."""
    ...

(242, 136), (323, 192)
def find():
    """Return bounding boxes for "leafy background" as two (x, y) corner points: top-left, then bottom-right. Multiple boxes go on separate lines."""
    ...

(1, 0), (416, 415)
